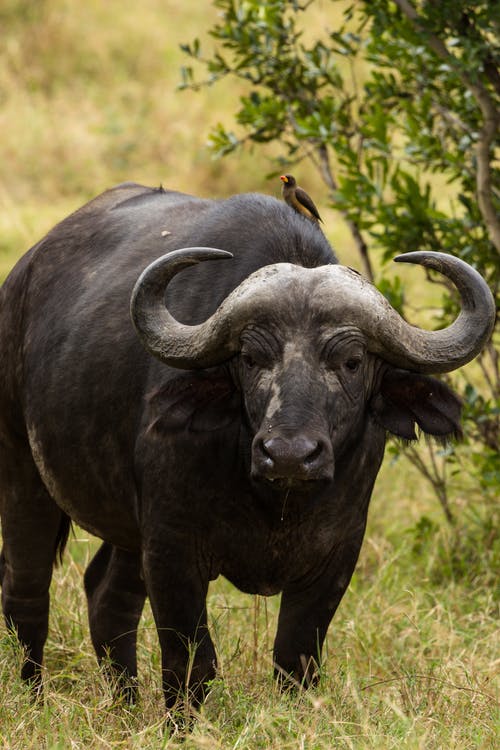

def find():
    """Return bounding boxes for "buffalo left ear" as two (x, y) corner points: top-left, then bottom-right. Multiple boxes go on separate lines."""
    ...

(370, 369), (462, 441)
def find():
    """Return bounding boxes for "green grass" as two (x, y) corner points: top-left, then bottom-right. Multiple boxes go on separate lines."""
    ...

(0, 1), (498, 747)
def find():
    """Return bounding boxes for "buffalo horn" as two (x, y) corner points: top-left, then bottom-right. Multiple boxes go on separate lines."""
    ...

(374, 251), (496, 373)
(130, 247), (235, 368)
(131, 248), (495, 374)
(131, 247), (321, 368)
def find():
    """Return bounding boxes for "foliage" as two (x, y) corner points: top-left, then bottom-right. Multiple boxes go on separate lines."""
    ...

(181, 0), (500, 523)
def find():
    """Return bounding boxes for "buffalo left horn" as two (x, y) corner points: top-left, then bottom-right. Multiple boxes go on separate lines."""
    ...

(368, 251), (495, 373)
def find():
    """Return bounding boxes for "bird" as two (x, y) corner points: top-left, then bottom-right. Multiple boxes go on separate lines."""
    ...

(280, 174), (322, 223)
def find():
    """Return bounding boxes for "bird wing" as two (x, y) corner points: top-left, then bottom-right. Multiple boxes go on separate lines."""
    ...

(295, 187), (322, 221)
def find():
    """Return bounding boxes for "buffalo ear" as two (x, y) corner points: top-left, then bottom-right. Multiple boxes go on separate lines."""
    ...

(147, 368), (240, 434)
(371, 369), (462, 441)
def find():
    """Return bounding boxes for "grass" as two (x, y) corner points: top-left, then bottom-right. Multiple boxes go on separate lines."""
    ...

(0, 464), (497, 748)
(0, 1), (498, 747)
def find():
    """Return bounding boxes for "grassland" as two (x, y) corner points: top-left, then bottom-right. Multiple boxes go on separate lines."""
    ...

(0, 489), (497, 749)
(0, 1), (498, 747)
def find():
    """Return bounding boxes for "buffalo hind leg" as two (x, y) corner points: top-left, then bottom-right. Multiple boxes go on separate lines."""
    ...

(0, 446), (69, 695)
(84, 542), (146, 703)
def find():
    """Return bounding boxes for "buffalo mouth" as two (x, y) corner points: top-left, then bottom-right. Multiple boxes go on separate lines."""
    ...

(256, 474), (333, 493)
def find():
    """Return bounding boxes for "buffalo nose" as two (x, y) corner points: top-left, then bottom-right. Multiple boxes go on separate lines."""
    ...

(258, 435), (326, 478)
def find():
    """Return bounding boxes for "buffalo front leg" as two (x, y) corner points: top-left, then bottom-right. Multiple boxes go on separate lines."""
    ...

(142, 546), (216, 713)
(273, 538), (364, 689)
(84, 543), (146, 702)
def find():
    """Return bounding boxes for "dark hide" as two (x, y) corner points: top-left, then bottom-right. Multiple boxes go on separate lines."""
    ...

(0, 183), (462, 710)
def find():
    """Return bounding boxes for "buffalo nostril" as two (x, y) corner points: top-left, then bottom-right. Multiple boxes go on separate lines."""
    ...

(261, 439), (272, 458)
(258, 438), (275, 466)
(303, 441), (323, 467)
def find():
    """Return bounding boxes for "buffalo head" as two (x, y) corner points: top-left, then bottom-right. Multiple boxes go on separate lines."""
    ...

(131, 249), (495, 492)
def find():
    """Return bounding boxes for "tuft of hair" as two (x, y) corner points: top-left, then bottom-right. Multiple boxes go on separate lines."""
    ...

(54, 513), (72, 567)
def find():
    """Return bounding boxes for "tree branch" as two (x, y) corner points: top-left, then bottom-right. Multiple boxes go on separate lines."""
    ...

(457, 11), (500, 98)
(404, 443), (454, 524)
(394, 0), (500, 256)
(314, 144), (375, 280)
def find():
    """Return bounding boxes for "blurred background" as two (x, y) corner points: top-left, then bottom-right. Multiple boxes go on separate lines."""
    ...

(0, 0), (352, 278)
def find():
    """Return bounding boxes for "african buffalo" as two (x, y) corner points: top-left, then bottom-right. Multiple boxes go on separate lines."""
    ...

(0, 182), (495, 711)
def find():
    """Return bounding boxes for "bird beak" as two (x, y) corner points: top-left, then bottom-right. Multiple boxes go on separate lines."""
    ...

(280, 175), (288, 183)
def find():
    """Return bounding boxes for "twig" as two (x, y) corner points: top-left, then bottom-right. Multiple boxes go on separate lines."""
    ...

(457, 11), (500, 97)
(404, 443), (454, 525)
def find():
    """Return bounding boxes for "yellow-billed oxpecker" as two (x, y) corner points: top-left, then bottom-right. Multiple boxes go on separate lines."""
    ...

(280, 174), (322, 223)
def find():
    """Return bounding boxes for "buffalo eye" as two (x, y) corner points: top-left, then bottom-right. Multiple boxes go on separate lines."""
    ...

(344, 357), (362, 373)
(241, 352), (257, 370)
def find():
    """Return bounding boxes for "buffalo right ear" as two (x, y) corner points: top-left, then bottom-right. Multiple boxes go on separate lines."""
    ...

(370, 368), (462, 441)
(146, 368), (241, 434)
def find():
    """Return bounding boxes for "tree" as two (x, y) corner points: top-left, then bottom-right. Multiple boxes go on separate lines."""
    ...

(180, 0), (499, 528)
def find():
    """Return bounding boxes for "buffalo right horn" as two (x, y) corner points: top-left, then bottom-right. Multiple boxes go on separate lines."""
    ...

(130, 247), (314, 368)
(310, 251), (495, 374)
(130, 247), (234, 369)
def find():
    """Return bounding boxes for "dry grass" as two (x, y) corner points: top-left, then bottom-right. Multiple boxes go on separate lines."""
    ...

(0, 518), (497, 749)
(0, 462), (497, 747)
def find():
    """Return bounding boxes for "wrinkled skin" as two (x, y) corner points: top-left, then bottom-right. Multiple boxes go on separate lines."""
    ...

(0, 183), (464, 710)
